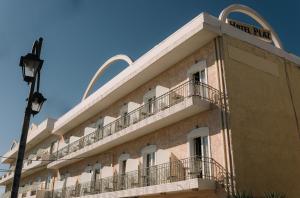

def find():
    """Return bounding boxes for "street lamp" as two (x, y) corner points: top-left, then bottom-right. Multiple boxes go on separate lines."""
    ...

(31, 92), (46, 115)
(11, 37), (46, 198)
(19, 53), (43, 83)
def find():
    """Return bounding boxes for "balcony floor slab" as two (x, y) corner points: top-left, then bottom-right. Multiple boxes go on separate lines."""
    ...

(81, 178), (215, 198)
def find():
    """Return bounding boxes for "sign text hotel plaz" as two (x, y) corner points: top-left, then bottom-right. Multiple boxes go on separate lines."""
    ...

(228, 19), (272, 42)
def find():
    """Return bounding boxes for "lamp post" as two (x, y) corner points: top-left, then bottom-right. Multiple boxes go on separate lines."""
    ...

(11, 38), (46, 198)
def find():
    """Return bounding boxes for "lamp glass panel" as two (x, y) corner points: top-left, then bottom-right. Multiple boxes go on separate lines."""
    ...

(24, 65), (35, 78)
(23, 59), (40, 78)
(31, 101), (41, 113)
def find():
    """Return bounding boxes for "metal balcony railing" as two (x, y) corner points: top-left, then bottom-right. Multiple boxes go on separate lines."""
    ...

(2, 191), (11, 198)
(0, 151), (50, 183)
(51, 81), (222, 162)
(1, 182), (50, 198)
(0, 184), (38, 198)
(52, 156), (227, 198)
(18, 182), (42, 194)
(0, 168), (14, 182)
(24, 151), (50, 167)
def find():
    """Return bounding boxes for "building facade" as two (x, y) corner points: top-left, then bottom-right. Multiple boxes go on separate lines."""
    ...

(1, 4), (300, 198)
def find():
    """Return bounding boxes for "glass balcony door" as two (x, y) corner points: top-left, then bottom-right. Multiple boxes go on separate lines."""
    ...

(119, 160), (127, 189)
(192, 69), (207, 98)
(92, 168), (101, 193)
(144, 153), (155, 186)
(193, 136), (210, 178)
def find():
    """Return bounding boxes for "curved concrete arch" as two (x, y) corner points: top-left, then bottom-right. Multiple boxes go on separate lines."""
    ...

(82, 54), (133, 101)
(219, 4), (283, 49)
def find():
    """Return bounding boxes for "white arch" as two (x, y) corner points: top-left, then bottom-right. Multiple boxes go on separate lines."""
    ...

(82, 54), (133, 101)
(219, 4), (283, 49)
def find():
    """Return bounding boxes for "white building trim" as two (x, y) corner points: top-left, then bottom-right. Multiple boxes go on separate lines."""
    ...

(187, 127), (210, 157)
(80, 178), (215, 198)
(118, 153), (130, 162)
(187, 60), (207, 77)
(52, 9), (300, 136)
(141, 145), (157, 155)
(82, 54), (133, 101)
(219, 4), (283, 49)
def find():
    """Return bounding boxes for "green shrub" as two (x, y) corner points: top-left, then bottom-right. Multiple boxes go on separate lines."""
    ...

(232, 191), (254, 198)
(264, 192), (286, 198)
(231, 191), (286, 198)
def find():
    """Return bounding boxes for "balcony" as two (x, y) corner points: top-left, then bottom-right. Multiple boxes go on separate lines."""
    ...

(1, 191), (11, 198)
(1, 142), (19, 164)
(1, 182), (50, 198)
(52, 156), (227, 198)
(0, 151), (50, 185)
(1, 118), (55, 164)
(48, 81), (222, 169)
(0, 169), (14, 185)
(23, 151), (50, 172)
(18, 181), (50, 198)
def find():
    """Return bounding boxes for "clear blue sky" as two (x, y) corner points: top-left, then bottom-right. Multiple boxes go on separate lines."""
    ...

(0, 0), (299, 192)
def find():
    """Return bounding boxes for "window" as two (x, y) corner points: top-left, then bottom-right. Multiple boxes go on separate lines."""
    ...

(118, 154), (130, 189)
(60, 174), (65, 181)
(144, 152), (155, 186)
(45, 174), (52, 189)
(49, 141), (56, 154)
(193, 72), (200, 84)
(141, 145), (156, 167)
(192, 69), (206, 84)
(187, 127), (211, 178)
(192, 69), (207, 96)
(194, 136), (209, 158)
(192, 136), (209, 178)
(187, 60), (207, 96)
(64, 138), (70, 144)
(194, 137), (202, 156)
(143, 86), (169, 115)
(118, 154), (130, 174)
(141, 145), (157, 186)
(148, 97), (155, 114)
(123, 112), (128, 126)
(30, 177), (42, 196)
(145, 153), (155, 168)
(96, 118), (104, 129)
(87, 164), (92, 173)
(120, 160), (127, 175)
(92, 164), (101, 191)
(93, 168), (100, 180)
(200, 69), (206, 83)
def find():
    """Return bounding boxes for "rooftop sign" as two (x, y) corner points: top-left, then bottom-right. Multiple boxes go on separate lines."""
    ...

(228, 19), (272, 42)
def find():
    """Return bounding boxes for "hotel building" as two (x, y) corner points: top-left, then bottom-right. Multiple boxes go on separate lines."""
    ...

(1, 4), (300, 198)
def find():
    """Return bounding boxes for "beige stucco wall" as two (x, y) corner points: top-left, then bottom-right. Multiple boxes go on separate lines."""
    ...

(222, 35), (300, 197)
(47, 40), (228, 198)
(61, 40), (219, 141)
(286, 61), (300, 130)
(4, 40), (227, 195)
(58, 109), (224, 180)
(54, 40), (226, 190)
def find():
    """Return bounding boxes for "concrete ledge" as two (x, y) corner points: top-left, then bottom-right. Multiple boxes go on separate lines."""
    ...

(82, 178), (215, 198)
(1, 118), (56, 164)
(0, 160), (47, 185)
